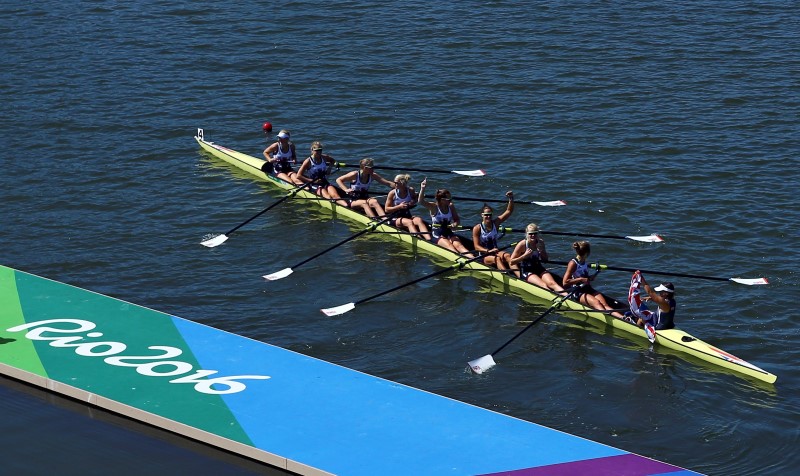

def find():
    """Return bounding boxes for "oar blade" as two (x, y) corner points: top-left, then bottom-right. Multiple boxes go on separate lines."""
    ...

(531, 200), (567, 207)
(452, 169), (486, 177)
(321, 302), (356, 317)
(730, 277), (769, 286)
(625, 234), (664, 243)
(263, 268), (293, 281)
(200, 234), (229, 248)
(467, 354), (496, 374)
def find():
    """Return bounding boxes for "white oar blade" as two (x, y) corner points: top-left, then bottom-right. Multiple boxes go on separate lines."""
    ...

(321, 302), (356, 317)
(626, 234), (664, 243)
(531, 200), (567, 207)
(263, 268), (293, 281)
(467, 354), (496, 375)
(200, 234), (229, 248)
(730, 277), (769, 286)
(452, 169), (486, 177)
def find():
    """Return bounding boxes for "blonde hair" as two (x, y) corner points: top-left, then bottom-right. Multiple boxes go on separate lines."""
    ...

(572, 240), (591, 257)
(310, 141), (323, 151)
(435, 189), (452, 200)
(525, 223), (540, 234)
(360, 157), (375, 168)
(393, 174), (411, 185)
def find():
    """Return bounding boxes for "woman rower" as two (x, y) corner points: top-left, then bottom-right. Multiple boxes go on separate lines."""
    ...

(296, 141), (348, 206)
(335, 157), (394, 218)
(471, 191), (515, 270)
(509, 223), (566, 295)
(418, 179), (471, 254)
(263, 129), (300, 184)
(562, 241), (624, 318)
(632, 272), (676, 330)
(383, 174), (431, 240)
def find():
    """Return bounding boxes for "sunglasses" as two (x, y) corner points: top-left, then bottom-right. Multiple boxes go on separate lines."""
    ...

(481, 213), (492, 217)
(527, 232), (539, 236)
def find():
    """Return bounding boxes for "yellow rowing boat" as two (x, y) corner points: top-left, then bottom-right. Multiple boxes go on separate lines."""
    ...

(194, 129), (776, 384)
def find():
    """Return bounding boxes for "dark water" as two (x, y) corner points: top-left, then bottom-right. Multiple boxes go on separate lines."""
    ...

(2, 1), (799, 474)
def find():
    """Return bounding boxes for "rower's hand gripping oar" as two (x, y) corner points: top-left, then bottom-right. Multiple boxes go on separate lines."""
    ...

(498, 227), (663, 243)
(545, 261), (769, 286)
(200, 181), (314, 248)
(321, 244), (513, 316)
(336, 162), (485, 177)
(263, 214), (397, 280)
(467, 282), (589, 375)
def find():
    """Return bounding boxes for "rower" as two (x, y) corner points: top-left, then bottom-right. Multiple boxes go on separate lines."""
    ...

(383, 174), (431, 240)
(630, 273), (676, 330)
(562, 241), (624, 318)
(471, 191), (515, 270)
(296, 141), (348, 207)
(335, 158), (394, 218)
(509, 223), (567, 295)
(418, 179), (471, 254)
(263, 129), (300, 184)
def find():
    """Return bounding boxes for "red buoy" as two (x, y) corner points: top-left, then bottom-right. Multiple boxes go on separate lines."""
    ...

(262, 122), (273, 132)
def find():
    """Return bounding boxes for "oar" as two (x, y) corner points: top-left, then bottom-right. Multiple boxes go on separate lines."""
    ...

(546, 261), (769, 286)
(321, 245), (512, 316)
(447, 226), (662, 243)
(467, 284), (586, 374)
(336, 162), (485, 177)
(363, 190), (563, 206)
(200, 181), (314, 248)
(263, 214), (396, 280)
(498, 227), (664, 243)
(449, 195), (566, 207)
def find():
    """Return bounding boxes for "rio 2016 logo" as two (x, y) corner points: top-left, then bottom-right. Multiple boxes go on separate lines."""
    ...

(7, 319), (271, 395)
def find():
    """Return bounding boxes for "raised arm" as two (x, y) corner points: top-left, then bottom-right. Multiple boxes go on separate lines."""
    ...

(641, 275), (671, 312)
(417, 178), (437, 213)
(496, 191), (514, 224)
